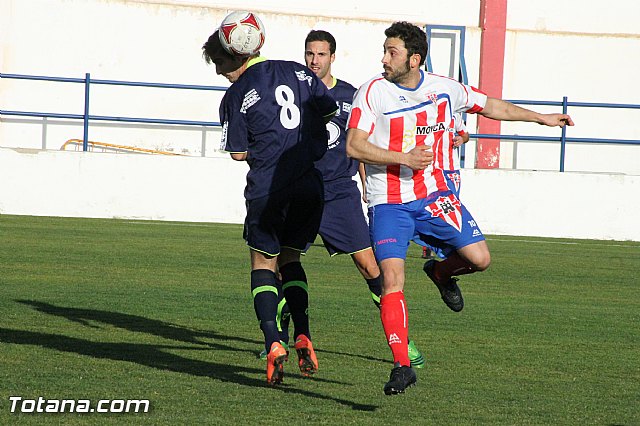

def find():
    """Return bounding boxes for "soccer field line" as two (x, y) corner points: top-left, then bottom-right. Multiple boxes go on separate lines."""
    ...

(486, 237), (639, 248)
(117, 220), (640, 249)
(120, 221), (223, 228)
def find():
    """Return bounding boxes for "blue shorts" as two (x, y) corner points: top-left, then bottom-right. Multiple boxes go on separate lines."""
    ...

(413, 170), (462, 253)
(244, 169), (324, 256)
(369, 191), (485, 262)
(314, 178), (371, 256)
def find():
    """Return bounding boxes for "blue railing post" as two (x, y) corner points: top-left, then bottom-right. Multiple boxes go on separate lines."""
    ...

(559, 96), (568, 172)
(83, 72), (91, 151)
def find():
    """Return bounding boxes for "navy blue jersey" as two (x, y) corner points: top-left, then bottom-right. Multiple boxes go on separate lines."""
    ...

(220, 59), (338, 200)
(314, 78), (358, 182)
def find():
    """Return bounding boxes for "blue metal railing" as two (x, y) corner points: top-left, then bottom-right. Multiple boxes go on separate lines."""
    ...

(470, 96), (640, 172)
(1, 72), (640, 171)
(423, 24), (640, 172)
(0, 72), (226, 151)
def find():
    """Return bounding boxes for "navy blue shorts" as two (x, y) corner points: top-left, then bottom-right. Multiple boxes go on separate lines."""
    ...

(369, 191), (485, 262)
(315, 178), (371, 256)
(244, 169), (324, 256)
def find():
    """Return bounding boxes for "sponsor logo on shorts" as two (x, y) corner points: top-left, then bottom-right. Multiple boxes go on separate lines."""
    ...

(426, 194), (463, 232)
(472, 229), (482, 237)
(377, 238), (397, 245)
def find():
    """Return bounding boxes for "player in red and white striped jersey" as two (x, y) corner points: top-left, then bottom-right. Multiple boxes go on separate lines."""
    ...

(421, 113), (468, 259)
(348, 71), (486, 206)
(346, 21), (573, 395)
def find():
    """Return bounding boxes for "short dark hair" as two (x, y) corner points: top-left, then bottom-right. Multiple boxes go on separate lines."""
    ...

(384, 22), (428, 66)
(305, 30), (336, 55)
(202, 30), (233, 65)
(202, 30), (258, 65)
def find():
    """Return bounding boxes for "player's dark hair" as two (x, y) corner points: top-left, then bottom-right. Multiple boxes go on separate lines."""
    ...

(384, 22), (428, 66)
(203, 31), (231, 64)
(305, 30), (336, 54)
(202, 30), (258, 64)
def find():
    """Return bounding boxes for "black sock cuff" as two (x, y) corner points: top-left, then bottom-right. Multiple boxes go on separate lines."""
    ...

(365, 275), (383, 288)
(279, 262), (306, 284)
(250, 269), (277, 292)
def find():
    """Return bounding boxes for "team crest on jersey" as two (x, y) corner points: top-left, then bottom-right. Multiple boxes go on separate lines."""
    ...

(447, 172), (461, 193)
(426, 194), (463, 232)
(326, 121), (341, 149)
(426, 91), (438, 104)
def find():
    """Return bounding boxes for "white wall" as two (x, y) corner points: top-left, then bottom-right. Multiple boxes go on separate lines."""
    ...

(1, 147), (638, 242)
(0, 147), (247, 223)
(1, 0), (639, 173)
(1, 1), (639, 240)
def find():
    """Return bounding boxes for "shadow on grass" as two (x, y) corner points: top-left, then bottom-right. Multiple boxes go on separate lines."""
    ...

(17, 299), (259, 353)
(19, 299), (390, 365)
(5, 300), (378, 412)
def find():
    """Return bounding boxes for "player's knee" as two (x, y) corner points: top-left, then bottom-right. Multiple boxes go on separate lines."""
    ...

(359, 262), (381, 280)
(379, 266), (404, 294)
(473, 252), (491, 272)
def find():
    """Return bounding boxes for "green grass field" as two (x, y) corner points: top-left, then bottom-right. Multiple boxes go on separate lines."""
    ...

(0, 214), (638, 425)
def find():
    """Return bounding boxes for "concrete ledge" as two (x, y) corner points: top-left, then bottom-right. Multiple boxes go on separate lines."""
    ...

(1, 147), (638, 241)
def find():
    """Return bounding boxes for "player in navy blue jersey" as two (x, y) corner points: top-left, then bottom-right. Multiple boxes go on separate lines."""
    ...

(202, 16), (338, 386)
(259, 30), (425, 368)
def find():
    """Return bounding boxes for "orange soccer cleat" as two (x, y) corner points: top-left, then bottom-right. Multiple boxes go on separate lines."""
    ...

(266, 341), (288, 385)
(294, 335), (318, 377)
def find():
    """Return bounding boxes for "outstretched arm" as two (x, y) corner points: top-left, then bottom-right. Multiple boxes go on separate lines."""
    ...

(346, 128), (433, 170)
(480, 97), (574, 127)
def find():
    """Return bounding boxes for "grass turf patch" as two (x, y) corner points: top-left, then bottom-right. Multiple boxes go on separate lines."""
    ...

(0, 215), (638, 424)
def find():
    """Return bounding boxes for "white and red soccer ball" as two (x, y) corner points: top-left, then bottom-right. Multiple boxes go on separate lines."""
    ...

(218, 11), (266, 56)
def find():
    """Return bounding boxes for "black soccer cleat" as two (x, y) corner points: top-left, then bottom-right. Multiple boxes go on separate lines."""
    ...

(383, 363), (417, 395)
(423, 259), (464, 312)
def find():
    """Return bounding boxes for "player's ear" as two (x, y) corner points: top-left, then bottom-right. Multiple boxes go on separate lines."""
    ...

(410, 53), (420, 68)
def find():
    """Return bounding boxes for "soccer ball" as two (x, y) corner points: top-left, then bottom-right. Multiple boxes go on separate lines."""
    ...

(218, 11), (266, 56)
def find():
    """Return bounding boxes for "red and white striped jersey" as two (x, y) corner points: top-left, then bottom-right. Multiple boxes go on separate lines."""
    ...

(347, 70), (487, 207)
(451, 113), (468, 171)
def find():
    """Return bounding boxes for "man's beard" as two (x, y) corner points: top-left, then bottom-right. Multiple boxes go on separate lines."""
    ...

(384, 58), (411, 84)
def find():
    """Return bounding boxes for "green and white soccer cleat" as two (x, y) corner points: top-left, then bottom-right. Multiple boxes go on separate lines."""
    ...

(408, 339), (425, 369)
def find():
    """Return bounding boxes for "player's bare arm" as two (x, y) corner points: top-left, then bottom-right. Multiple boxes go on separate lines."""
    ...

(480, 97), (574, 127)
(230, 152), (248, 161)
(346, 128), (433, 170)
